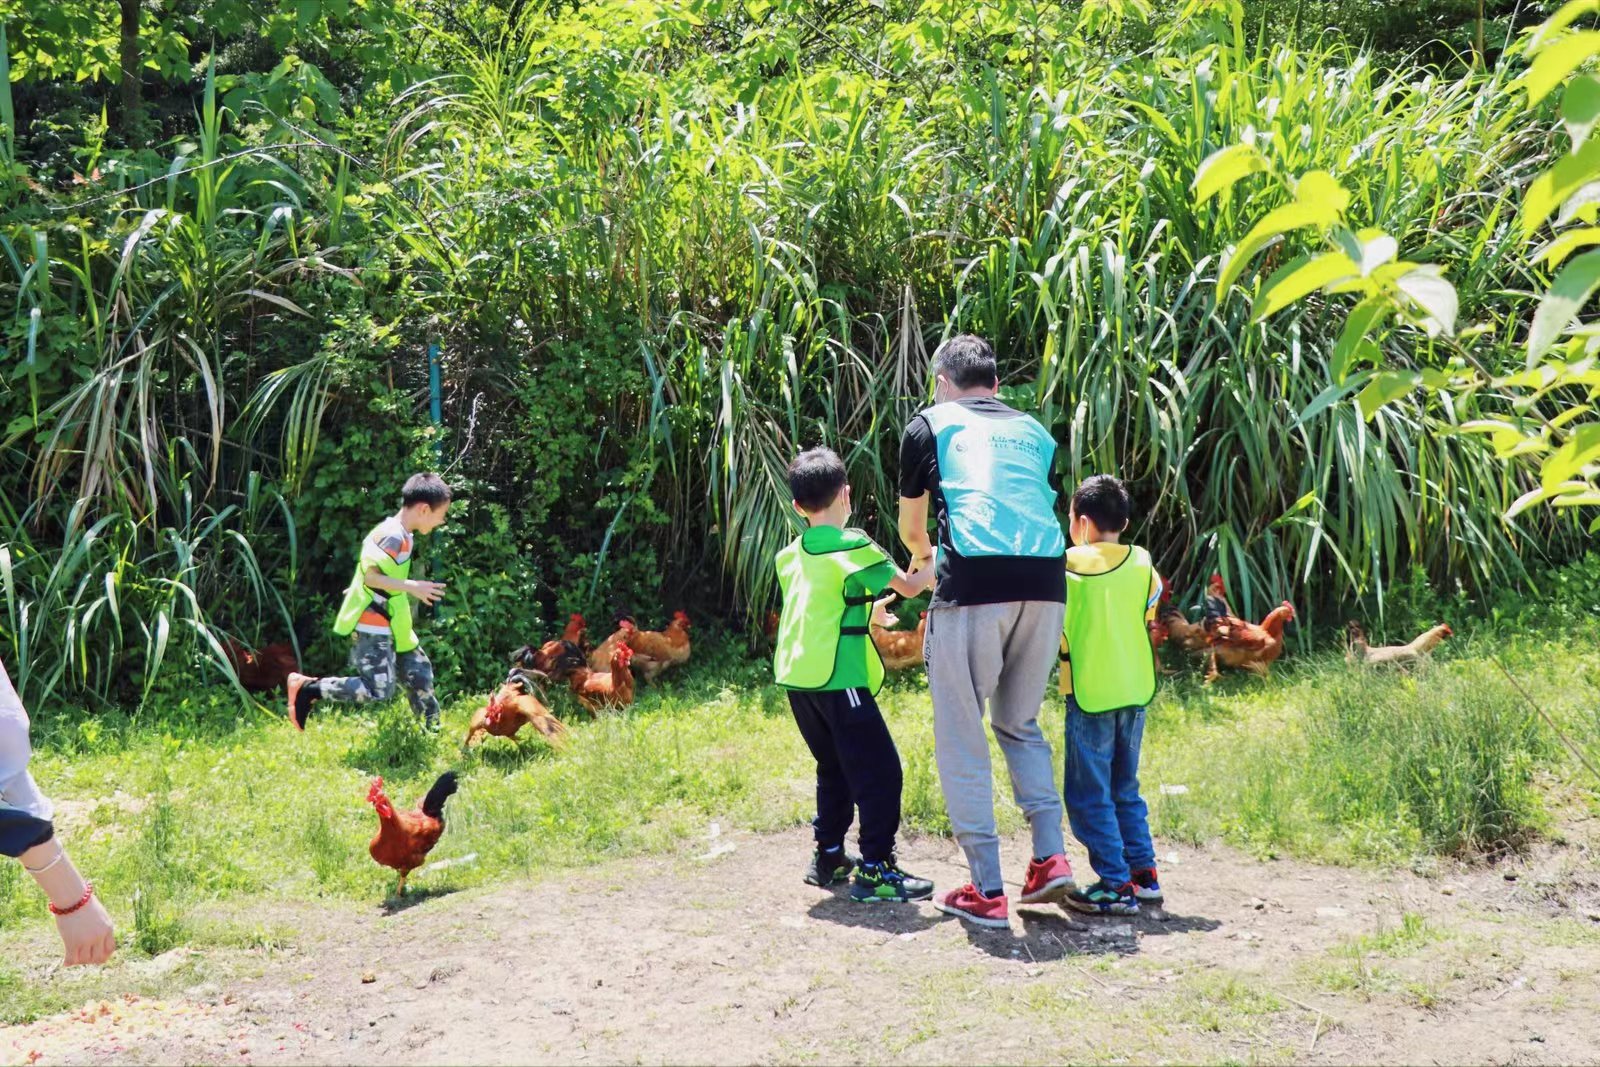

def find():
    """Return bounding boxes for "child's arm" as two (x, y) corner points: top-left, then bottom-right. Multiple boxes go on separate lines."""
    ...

(363, 567), (447, 606)
(888, 560), (934, 599)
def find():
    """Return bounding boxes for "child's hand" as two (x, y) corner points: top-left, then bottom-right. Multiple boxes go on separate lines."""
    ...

(408, 579), (447, 605)
(56, 891), (115, 966)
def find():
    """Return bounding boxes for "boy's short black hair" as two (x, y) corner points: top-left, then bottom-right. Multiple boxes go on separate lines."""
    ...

(933, 334), (999, 390)
(788, 447), (848, 513)
(402, 472), (452, 508)
(1071, 474), (1132, 532)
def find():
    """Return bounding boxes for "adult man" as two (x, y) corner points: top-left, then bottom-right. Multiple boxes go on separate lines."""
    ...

(898, 334), (1073, 929)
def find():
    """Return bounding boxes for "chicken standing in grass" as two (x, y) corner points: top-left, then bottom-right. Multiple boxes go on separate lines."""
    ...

(569, 644), (636, 713)
(869, 596), (927, 672)
(1202, 574), (1296, 683)
(366, 772), (458, 896)
(624, 611), (692, 683)
(464, 670), (568, 748)
(588, 618), (637, 673)
(1345, 621), (1452, 668)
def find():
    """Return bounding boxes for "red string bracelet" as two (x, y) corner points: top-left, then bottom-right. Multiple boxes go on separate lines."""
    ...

(49, 882), (94, 917)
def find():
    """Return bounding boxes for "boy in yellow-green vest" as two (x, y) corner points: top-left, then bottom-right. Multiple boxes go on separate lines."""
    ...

(287, 474), (451, 732)
(774, 447), (935, 903)
(1058, 475), (1165, 917)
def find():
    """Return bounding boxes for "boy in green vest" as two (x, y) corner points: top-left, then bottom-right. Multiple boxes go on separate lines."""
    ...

(774, 447), (936, 903)
(286, 473), (451, 732)
(1058, 475), (1164, 916)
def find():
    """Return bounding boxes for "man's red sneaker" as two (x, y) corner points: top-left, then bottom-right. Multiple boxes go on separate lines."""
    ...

(1020, 853), (1076, 905)
(934, 884), (1010, 929)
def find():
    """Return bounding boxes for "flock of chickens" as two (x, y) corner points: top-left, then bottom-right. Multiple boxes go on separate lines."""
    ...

(222, 581), (1454, 898)
(1148, 573), (1453, 681)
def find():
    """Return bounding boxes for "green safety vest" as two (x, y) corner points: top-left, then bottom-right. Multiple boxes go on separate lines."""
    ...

(1062, 545), (1157, 713)
(332, 534), (418, 653)
(773, 529), (887, 694)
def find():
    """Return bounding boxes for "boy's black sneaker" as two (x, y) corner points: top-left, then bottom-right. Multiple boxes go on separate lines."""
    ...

(286, 672), (318, 731)
(850, 859), (934, 903)
(804, 849), (858, 887)
(1064, 878), (1139, 916)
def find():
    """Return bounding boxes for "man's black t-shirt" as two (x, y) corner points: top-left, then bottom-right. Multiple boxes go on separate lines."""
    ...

(898, 397), (1066, 609)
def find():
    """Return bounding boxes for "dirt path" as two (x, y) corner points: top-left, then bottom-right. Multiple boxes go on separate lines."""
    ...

(6, 824), (1600, 1066)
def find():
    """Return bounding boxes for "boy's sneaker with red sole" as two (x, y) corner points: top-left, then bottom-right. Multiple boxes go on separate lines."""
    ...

(1019, 853), (1076, 905)
(934, 884), (1010, 929)
(286, 673), (318, 731)
(1130, 866), (1164, 904)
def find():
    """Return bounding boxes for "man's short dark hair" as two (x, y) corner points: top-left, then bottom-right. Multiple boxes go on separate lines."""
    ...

(788, 447), (847, 513)
(402, 472), (452, 508)
(933, 334), (999, 390)
(1071, 474), (1132, 532)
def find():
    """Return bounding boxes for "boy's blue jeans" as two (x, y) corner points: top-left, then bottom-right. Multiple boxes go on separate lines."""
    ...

(1063, 698), (1155, 887)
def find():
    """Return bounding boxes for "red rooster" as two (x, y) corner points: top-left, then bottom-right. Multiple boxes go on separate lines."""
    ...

(465, 670), (568, 748)
(1201, 574), (1296, 683)
(366, 772), (459, 896)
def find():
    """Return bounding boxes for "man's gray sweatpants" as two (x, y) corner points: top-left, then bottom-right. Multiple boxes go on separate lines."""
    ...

(925, 600), (1066, 896)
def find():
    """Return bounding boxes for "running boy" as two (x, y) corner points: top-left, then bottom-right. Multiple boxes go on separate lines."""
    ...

(774, 447), (936, 903)
(1058, 475), (1165, 916)
(288, 473), (451, 731)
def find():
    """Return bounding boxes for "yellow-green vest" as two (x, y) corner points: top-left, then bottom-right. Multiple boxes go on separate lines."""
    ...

(332, 535), (417, 653)
(1063, 545), (1157, 713)
(773, 530), (886, 694)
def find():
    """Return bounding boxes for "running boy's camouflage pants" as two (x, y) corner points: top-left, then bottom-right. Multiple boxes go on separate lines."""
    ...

(316, 632), (440, 726)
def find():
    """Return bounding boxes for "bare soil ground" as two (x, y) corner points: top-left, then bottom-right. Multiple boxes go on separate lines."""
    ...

(6, 820), (1600, 1066)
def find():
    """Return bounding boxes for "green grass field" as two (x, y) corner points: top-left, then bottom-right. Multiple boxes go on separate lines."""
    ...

(2, 617), (1597, 1025)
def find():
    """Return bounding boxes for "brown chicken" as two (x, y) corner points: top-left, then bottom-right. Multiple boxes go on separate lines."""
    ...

(588, 619), (637, 672)
(569, 644), (636, 713)
(625, 611), (692, 683)
(221, 637), (300, 693)
(1203, 587), (1297, 683)
(1346, 621), (1452, 668)
(465, 670), (568, 748)
(1160, 607), (1210, 658)
(366, 771), (458, 896)
(870, 597), (927, 672)
(762, 610), (781, 642)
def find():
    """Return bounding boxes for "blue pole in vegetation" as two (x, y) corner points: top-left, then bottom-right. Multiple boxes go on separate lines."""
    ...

(427, 340), (443, 463)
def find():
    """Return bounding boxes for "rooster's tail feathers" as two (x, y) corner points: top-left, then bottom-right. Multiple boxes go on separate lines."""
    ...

(420, 771), (459, 818)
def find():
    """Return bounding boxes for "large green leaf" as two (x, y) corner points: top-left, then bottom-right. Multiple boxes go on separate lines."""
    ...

(1518, 31), (1600, 105)
(1535, 226), (1600, 266)
(1521, 135), (1600, 239)
(1540, 421), (1600, 489)
(1357, 370), (1422, 420)
(1251, 251), (1358, 321)
(1192, 143), (1269, 205)
(1528, 248), (1600, 363)
(1332, 297), (1389, 383)
(1531, 0), (1600, 50)
(1564, 73), (1600, 147)
(1217, 201), (1333, 297)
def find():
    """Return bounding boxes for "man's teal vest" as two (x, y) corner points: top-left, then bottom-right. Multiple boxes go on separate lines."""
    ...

(920, 402), (1065, 560)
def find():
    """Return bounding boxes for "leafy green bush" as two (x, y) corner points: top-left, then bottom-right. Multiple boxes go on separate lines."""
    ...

(2, 0), (1590, 709)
